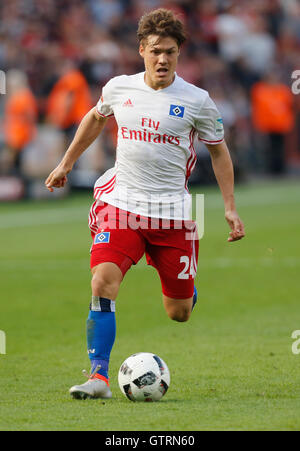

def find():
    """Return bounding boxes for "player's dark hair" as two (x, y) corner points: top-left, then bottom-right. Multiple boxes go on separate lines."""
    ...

(137, 8), (187, 48)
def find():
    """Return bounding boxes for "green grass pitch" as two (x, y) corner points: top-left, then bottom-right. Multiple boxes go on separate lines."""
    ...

(0, 179), (300, 431)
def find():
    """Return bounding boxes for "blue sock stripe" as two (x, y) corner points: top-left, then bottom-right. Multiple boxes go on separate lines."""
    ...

(90, 296), (116, 312)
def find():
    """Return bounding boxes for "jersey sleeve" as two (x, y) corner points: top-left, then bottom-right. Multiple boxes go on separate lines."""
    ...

(96, 80), (115, 118)
(194, 95), (224, 145)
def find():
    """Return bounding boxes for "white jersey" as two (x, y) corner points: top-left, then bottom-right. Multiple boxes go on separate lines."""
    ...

(93, 72), (224, 220)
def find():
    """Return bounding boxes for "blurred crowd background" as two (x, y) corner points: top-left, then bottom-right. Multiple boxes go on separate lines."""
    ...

(0, 0), (299, 200)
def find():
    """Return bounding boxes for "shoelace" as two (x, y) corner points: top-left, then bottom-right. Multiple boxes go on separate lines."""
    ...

(82, 364), (102, 380)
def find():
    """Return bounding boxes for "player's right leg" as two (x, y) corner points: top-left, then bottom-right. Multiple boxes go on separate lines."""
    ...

(69, 262), (123, 400)
(69, 202), (145, 400)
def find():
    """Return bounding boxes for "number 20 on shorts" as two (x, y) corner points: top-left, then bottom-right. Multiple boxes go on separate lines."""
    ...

(178, 256), (197, 279)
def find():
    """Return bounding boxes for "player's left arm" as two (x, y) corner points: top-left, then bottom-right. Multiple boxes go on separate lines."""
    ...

(206, 140), (245, 242)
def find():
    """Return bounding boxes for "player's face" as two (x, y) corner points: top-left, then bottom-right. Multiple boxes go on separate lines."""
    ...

(139, 35), (180, 90)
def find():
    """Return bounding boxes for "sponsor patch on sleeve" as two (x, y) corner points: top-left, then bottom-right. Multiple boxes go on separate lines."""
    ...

(215, 118), (224, 136)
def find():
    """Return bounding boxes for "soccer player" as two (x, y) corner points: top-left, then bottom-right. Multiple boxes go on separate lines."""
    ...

(45, 9), (245, 399)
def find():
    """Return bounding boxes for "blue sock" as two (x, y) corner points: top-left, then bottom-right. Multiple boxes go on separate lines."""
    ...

(86, 296), (116, 382)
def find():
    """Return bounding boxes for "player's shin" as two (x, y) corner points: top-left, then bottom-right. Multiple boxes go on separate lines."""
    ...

(86, 296), (116, 385)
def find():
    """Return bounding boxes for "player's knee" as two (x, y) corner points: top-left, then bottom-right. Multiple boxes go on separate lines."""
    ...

(167, 307), (191, 323)
(91, 271), (120, 299)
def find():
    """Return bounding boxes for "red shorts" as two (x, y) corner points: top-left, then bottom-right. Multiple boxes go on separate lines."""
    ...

(89, 202), (199, 299)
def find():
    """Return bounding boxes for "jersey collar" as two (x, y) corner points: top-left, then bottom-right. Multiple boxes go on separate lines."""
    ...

(141, 72), (178, 93)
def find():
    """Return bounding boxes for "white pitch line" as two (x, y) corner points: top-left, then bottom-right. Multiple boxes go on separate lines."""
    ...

(200, 256), (300, 268)
(0, 187), (299, 229)
(0, 206), (89, 229)
(194, 189), (300, 210)
(129, 256), (300, 270)
(0, 256), (299, 271)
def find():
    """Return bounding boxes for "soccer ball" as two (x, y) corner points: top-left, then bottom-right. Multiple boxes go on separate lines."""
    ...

(118, 352), (170, 402)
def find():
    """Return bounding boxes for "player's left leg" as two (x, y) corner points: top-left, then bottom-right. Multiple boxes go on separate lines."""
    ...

(145, 223), (199, 323)
(163, 295), (193, 322)
(163, 286), (197, 322)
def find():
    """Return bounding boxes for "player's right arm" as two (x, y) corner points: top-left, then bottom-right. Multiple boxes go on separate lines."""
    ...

(45, 107), (107, 192)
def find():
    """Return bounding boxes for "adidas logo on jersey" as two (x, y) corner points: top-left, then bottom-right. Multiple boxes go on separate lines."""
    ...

(123, 99), (134, 107)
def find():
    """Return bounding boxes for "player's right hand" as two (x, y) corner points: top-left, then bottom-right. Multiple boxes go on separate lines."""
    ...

(45, 166), (69, 192)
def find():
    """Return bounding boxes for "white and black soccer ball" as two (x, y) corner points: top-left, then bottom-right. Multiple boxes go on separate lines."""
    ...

(118, 352), (170, 402)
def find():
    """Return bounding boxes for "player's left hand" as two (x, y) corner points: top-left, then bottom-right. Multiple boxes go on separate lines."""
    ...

(225, 210), (245, 242)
